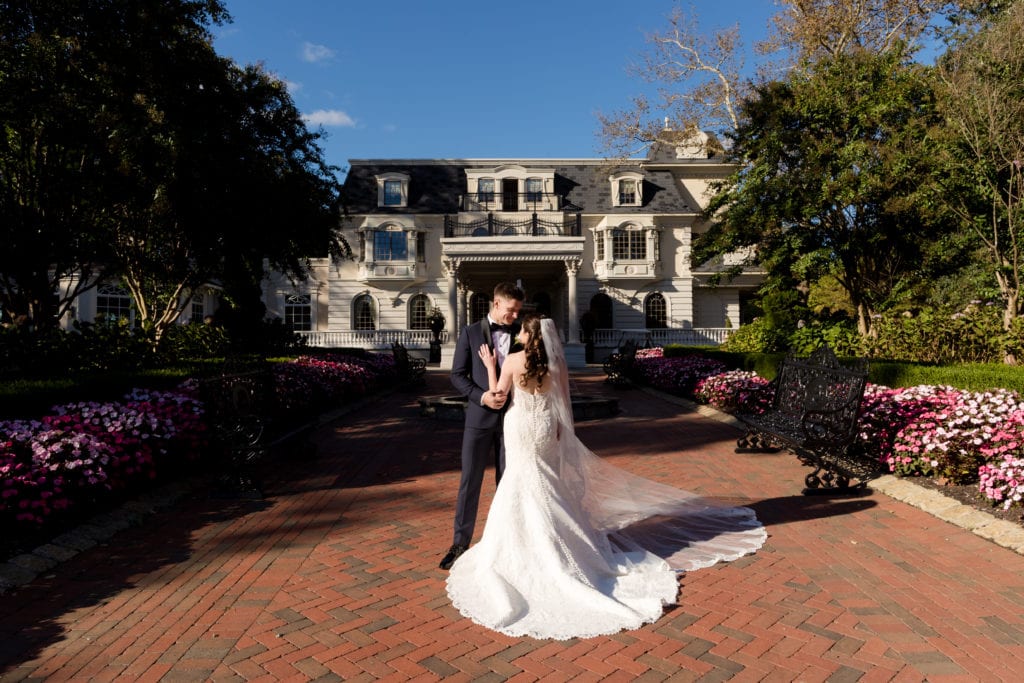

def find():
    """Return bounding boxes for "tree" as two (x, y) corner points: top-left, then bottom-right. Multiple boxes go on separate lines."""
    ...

(597, 3), (748, 158)
(931, 2), (1024, 355)
(0, 0), (230, 328)
(597, 1), (970, 161)
(762, 0), (962, 62)
(1, 0), (349, 344)
(695, 48), (945, 338)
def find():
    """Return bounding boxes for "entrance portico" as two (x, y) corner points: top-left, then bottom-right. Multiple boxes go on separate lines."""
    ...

(440, 235), (586, 368)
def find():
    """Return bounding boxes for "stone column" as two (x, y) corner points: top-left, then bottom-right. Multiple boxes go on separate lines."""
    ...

(565, 258), (581, 343)
(443, 259), (458, 338)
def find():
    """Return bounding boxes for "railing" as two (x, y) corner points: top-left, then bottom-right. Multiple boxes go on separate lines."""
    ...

(297, 329), (449, 350)
(297, 328), (729, 350)
(444, 212), (582, 237)
(590, 328), (732, 348)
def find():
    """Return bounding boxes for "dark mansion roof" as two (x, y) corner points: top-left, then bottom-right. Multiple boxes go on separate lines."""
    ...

(341, 160), (701, 215)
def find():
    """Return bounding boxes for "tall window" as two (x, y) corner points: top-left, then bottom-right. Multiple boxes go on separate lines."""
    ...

(373, 228), (408, 260)
(595, 232), (605, 260)
(470, 293), (490, 323)
(645, 293), (667, 329)
(477, 178), (495, 203)
(285, 294), (312, 331)
(612, 228), (646, 260)
(409, 294), (430, 329)
(353, 294), (376, 330)
(525, 177), (543, 203)
(618, 179), (637, 205)
(96, 283), (133, 326)
(383, 180), (403, 206)
(416, 232), (426, 262)
(190, 293), (204, 323)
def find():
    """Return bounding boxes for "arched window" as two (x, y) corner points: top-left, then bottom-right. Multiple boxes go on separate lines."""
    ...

(590, 293), (613, 329)
(645, 292), (667, 329)
(409, 294), (430, 329)
(612, 226), (646, 260)
(285, 294), (312, 331)
(96, 283), (134, 326)
(353, 294), (376, 330)
(470, 293), (490, 324)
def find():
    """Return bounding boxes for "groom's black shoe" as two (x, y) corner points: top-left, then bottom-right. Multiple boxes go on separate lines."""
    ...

(439, 544), (467, 570)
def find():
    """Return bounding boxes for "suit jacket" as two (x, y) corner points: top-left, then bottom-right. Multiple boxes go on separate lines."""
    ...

(451, 318), (520, 430)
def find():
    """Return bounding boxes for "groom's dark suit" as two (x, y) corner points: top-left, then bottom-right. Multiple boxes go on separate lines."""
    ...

(449, 317), (520, 547)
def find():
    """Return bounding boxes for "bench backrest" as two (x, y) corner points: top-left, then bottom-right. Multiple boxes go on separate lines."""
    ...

(771, 346), (868, 431)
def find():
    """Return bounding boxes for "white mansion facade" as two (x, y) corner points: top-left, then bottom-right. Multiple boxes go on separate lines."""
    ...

(261, 131), (763, 368)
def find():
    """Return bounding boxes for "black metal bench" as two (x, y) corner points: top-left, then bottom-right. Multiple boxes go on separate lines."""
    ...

(392, 342), (426, 386)
(199, 359), (274, 497)
(603, 339), (638, 387)
(734, 345), (872, 494)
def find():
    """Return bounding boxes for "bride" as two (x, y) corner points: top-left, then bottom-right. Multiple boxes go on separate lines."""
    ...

(445, 315), (767, 640)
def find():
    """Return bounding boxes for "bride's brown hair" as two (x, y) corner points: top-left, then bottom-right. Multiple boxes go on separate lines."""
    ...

(518, 315), (549, 389)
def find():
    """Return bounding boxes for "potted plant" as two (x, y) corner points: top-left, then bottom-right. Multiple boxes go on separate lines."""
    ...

(428, 306), (446, 340)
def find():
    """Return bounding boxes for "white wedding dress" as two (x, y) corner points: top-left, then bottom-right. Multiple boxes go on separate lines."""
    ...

(445, 320), (767, 640)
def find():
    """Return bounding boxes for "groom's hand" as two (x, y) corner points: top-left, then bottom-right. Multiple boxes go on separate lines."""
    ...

(482, 390), (507, 409)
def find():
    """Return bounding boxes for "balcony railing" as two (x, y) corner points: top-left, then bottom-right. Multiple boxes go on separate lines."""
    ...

(296, 329), (449, 350)
(590, 328), (732, 347)
(296, 327), (729, 351)
(444, 212), (582, 238)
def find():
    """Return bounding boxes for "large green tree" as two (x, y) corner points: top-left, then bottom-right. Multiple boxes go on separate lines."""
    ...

(695, 48), (946, 337)
(930, 2), (1024, 354)
(1, 0), (348, 342)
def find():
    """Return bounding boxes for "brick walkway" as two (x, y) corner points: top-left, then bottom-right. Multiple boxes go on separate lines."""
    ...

(3, 369), (1024, 681)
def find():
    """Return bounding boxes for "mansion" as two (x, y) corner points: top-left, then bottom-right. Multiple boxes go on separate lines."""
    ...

(59, 130), (764, 369)
(263, 130), (763, 368)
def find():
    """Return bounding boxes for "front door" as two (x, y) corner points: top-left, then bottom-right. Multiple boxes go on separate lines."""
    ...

(502, 178), (518, 212)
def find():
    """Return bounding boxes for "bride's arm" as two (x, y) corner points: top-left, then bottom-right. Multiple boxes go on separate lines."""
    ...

(477, 344), (499, 391)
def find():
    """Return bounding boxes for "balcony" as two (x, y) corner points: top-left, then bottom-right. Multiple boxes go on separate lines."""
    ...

(444, 212), (582, 238)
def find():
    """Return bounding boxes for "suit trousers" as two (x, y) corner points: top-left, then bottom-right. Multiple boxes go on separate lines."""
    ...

(451, 421), (505, 547)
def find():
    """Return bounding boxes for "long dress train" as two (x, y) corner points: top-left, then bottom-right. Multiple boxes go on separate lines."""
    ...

(445, 321), (766, 640)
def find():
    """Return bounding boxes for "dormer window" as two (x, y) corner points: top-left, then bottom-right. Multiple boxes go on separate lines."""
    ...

(525, 178), (543, 203)
(376, 172), (409, 208)
(478, 178), (495, 203)
(619, 179), (637, 205)
(609, 171), (644, 207)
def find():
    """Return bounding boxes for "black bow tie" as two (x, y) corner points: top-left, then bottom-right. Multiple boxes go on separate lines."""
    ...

(491, 323), (514, 334)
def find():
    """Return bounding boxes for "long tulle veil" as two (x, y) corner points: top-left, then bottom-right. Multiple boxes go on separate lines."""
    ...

(540, 318), (766, 572)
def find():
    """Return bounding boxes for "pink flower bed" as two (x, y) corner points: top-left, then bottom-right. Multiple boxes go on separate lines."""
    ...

(1, 352), (395, 529)
(681, 361), (1024, 509)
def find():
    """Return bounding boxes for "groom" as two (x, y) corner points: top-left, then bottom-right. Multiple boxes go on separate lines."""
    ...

(440, 281), (524, 570)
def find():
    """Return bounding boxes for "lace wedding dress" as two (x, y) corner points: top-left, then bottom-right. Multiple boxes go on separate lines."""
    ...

(445, 320), (767, 640)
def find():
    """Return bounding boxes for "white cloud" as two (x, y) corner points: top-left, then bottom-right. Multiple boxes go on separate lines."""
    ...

(303, 109), (356, 127)
(283, 79), (302, 94)
(302, 42), (335, 63)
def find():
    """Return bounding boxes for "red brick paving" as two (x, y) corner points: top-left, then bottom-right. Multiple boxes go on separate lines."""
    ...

(3, 368), (1024, 681)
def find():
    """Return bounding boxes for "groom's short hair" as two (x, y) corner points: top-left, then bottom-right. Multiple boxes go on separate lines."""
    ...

(493, 281), (525, 302)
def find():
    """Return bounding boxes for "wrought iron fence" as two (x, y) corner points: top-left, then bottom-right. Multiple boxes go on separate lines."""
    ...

(444, 212), (582, 237)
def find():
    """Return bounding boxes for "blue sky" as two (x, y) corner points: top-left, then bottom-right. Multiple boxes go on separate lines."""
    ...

(213, 1), (780, 173)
